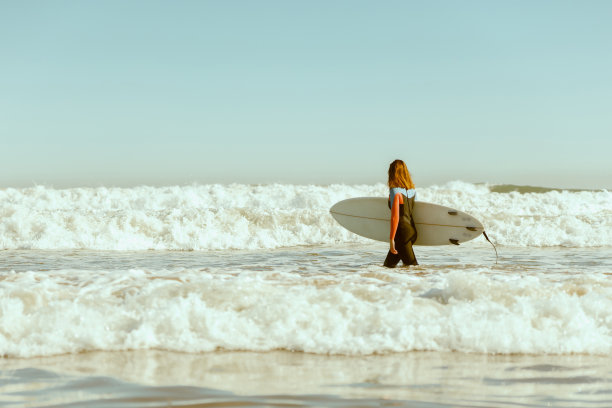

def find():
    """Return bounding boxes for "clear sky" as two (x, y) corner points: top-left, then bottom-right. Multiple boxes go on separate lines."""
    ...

(1, 1), (611, 189)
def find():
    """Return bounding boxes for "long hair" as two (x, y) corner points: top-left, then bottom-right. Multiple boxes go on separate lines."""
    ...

(388, 159), (415, 189)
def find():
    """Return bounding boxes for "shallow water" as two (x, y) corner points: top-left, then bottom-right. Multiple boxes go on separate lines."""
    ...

(2, 350), (612, 407)
(1, 244), (611, 406)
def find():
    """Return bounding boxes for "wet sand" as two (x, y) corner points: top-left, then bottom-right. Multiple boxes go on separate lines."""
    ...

(2, 350), (611, 407)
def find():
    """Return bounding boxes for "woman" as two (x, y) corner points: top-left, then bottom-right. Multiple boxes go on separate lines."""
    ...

(384, 159), (418, 267)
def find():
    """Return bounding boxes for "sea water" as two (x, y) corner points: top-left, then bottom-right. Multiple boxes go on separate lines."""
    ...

(1, 182), (611, 407)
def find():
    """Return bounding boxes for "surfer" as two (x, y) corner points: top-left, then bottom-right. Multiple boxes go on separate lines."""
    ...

(384, 159), (418, 267)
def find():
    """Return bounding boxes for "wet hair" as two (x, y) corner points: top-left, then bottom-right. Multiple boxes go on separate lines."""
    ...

(388, 159), (415, 189)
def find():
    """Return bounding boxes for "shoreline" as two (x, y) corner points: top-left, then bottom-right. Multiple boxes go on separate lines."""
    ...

(3, 349), (611, 407)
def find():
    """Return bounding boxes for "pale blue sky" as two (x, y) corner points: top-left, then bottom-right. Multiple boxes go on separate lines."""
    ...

(1, 1), (611, 188)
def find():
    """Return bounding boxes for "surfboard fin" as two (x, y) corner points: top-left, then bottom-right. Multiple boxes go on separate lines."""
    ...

(448, 211), (458, 215)
(449, 239), (460, 245)
(466, 226), (477, 231)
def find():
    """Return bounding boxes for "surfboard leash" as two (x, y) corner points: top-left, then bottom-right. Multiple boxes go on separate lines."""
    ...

(482, 231), (498, 264)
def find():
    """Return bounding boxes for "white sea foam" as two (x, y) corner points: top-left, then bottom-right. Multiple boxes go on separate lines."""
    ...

(1, 266), (610, 358)
(0, 182), (610, 250)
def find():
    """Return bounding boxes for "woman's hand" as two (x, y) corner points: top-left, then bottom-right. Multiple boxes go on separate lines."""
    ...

(390, 239), (398, 254)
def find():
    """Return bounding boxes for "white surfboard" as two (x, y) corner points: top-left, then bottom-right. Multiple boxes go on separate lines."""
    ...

(330, 197), (483, 246)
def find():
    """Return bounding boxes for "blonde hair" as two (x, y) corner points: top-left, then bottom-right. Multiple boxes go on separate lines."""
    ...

(387, 159), (415, 189)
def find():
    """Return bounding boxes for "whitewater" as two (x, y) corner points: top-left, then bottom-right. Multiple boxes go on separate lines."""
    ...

(2, 181), (612, 406)
(1, 181), (610, 250)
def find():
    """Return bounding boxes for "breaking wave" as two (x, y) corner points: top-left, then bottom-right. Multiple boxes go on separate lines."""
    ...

(0, 182), (610, 250)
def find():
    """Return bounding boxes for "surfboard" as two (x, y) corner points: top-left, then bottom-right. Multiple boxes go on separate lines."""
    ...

(329, 197), (483, 246)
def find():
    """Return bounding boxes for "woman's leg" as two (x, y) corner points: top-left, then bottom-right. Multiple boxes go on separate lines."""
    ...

(383, 251), (402, 268)
(399, 241), (418, 266)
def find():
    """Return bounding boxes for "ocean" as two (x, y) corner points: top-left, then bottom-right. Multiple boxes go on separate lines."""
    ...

(1, 181), (611, 407)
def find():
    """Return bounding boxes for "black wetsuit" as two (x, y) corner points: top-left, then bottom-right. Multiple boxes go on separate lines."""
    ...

(384, 193), (418, 267)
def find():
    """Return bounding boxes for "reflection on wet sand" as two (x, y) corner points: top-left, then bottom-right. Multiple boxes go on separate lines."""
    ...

(2, 350), (611, 407)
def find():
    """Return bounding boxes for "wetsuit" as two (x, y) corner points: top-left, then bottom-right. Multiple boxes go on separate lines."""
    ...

(384, 188), (418, 267)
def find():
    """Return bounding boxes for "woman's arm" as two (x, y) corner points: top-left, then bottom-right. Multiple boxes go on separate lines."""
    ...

(389, 193), (403, 254)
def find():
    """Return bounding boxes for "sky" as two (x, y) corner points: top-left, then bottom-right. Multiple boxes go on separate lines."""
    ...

(1, 1), (611, 189)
